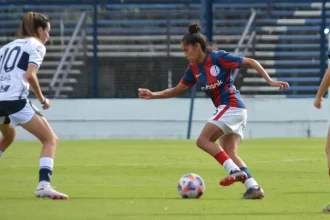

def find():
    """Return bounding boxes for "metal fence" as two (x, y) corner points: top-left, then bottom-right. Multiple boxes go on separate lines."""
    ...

(0, 0), (328, 98)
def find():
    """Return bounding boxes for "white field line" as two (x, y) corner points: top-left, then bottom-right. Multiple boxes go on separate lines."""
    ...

(253, 158), (319, 163)
(1, 158), (320, 168)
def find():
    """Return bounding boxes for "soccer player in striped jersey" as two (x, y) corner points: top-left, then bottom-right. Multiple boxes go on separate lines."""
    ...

(314, 51), (330, 179)
(138, 22), (289, 199)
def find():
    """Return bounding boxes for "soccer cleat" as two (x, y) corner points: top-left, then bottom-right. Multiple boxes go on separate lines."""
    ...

(220, 171), (248, 186)
(35, 184), (68, 200)
(323, 204), (330, 213)
(242, 186), (264, 199)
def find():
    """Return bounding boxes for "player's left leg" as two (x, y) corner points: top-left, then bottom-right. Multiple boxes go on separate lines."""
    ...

(0, 122), (16, 158)
(220, 134), (264, 199)
(325, 126), (330, 178)
(10, 101), (67, 200)
(21, 114), (68, 200)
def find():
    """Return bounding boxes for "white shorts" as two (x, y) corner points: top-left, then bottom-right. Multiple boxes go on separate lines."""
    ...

(207, 105), (247, 139)
(0, 99), (41, 127)
(9, 100), (38, 126)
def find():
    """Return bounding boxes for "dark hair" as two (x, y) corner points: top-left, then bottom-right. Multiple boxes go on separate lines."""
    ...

(181, 22), (217, 52)
(19, 12), (49, 38)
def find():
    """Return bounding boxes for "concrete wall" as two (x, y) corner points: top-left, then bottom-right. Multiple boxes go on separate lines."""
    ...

(15, 97), (329, 140)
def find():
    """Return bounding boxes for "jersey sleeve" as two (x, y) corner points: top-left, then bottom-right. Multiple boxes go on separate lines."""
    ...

(216, 50), (243, 70)
(29, 40), (46, 69)
(180, 65), (196, 87)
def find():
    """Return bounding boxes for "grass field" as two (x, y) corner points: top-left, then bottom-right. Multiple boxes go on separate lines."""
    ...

(0, 138), (330, 220)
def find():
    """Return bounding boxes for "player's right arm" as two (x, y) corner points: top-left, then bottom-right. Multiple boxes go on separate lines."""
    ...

(138, 65), (196, 99)
(138, 83), (188, 99)
(314, 65), (330, 109)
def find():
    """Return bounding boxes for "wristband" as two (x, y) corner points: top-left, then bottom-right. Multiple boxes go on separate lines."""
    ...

(41, 98), (47, 105)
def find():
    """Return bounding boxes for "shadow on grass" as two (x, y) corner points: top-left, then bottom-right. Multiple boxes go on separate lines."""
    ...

(70, 196), (234, 201)
(0, 196), (241, 201)
(279, 191), (329, 195)
(104, 212), (322, 217)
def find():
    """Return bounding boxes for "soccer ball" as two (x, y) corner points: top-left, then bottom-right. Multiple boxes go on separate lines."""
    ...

(177, 173), (205, 199)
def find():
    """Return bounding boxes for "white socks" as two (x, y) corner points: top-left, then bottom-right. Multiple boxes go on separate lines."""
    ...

(244, 178), (259, 189)
(223, 159), (240, 173)
(38, 157), (54, 186)
(40, 157), (54, 170)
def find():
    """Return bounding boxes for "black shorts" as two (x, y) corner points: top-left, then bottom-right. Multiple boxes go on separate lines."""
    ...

(0, 100), (27, 124)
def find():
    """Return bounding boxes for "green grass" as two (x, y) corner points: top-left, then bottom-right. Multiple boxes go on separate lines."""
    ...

(1, 138), (330, 220)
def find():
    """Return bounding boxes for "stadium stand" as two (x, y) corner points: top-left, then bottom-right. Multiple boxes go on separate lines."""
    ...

(0, 1), (327, 98)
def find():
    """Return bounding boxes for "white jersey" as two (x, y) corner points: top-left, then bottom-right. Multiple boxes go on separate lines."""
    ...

(0, 37), (46, 100)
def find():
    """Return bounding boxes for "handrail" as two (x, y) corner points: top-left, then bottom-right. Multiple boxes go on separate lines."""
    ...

(56, 29), (86, 97)
(233, 9), (256, 81)
(234, 9), (256, 55)
(243, 31), (256, 56)
(49, 11), (87, 98)
(232, 31), (256, 80)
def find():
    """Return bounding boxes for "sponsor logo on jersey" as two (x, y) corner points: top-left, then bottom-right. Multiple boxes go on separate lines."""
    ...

(0, 85), (10, 92)
(0, 75), (11, 81)
(201, 80), (223, 91)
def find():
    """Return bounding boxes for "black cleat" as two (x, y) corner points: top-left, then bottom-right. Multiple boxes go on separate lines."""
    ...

(242, 186), (264, 199)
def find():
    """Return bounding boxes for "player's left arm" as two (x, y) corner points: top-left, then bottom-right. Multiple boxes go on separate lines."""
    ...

(242, 58), (289, 90)
(27, 40), (50, 109)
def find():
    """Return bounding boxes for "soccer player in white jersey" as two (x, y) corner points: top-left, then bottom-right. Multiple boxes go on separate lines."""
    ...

(0, 12), (68, 199)
(314, 51), (330, 179)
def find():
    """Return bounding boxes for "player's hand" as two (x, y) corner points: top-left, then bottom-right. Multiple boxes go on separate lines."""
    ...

(268, 80), (290, 90)
(138, 88), (154, 100)
(41, 98), (50, 110)
(314, 96), (323, 109)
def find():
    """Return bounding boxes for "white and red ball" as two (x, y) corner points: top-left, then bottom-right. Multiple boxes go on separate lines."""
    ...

(177, 173), (205, 199)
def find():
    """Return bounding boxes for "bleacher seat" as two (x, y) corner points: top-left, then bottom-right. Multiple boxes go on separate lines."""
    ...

(0, 1), (327, 98)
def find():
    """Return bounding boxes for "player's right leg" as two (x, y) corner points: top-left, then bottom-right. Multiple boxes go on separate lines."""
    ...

(196, 122), (247, 185)
(12, 102), (68, 200)
(220, 134), (264, 199)
(326, 126), (330, 178)
(0, 122), (16, 158)
(0, 100), (26, 157)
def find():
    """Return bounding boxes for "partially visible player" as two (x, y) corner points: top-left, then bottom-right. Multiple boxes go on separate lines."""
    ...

(0, 12), (68, 199)
(313, 51), (330, 178)
(138, 22), (289, 199)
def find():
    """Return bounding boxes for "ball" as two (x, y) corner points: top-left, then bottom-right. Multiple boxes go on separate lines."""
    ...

(177, 173), (205, 199)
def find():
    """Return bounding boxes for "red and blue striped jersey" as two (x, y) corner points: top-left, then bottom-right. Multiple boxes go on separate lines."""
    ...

(180, 50), (245, 109)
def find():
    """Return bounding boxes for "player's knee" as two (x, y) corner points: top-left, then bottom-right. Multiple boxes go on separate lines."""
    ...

(51, 136), (59, 147)
(2, 135), (14, 146)
(1, 131), (15, 146)
(43, 135), (59, 148)
(196, 137), (206, 150)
